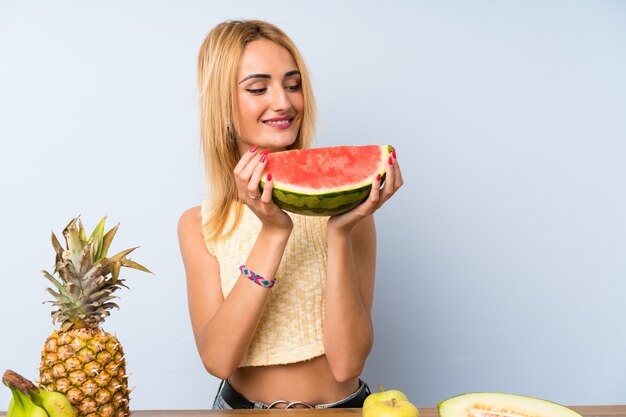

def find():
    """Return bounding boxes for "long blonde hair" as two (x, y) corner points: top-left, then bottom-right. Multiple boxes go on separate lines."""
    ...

(198, 20), (316, 243)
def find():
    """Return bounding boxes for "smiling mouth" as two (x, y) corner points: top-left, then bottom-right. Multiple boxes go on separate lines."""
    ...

(263, 118), (294, 129)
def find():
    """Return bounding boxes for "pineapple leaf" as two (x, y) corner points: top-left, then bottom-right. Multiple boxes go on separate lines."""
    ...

(63, 217), (84, 268)
(89, 216), (107, 261)
(78, 218), (87, 246)
(109, 247), (138, 261)
(87, 295), (117, 307)
(99, 302), (120, 310)
(65, 282), (80, 296)
(92, 295), (119, 305)
(45, 288), (63, 300)
(82, 276), (103, 295)
(42, 270), (71, 298)
(105, 277), (130, 290)
(51, 232), (65, 257)
(120, 258), (152, 274)
(77, 245), (93, 277)
(90, 289), (115, 301)
(110, 260), (121, 283)
(99, 222), (119, 261)
(55, 259), (77, 281)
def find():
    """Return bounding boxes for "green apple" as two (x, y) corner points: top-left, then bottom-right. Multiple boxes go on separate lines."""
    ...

(363, 387), (419, 417)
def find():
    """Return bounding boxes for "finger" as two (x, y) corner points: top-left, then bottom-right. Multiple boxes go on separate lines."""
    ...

(367, 172), (382, 208)
(233, 145), (260, 176)
(247, 152), (269, 196)
(393, 163), (404, 189)
(239, 148), (269, 189)
(261, 173), (274, 203)
(378, 157), (396, 202)
(391, 153), (404, 189)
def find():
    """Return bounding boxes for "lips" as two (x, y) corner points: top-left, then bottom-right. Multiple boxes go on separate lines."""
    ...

(263, 117), (294, 130)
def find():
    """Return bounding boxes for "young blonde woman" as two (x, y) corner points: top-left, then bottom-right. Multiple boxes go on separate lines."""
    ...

(178, 19), (403, 409)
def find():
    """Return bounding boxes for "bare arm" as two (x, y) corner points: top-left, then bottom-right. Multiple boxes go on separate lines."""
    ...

(178, 207), (291, 379)
(178, 148), (293, 379)
(323, 152), (404, 381)
(323, 215), (377, 382)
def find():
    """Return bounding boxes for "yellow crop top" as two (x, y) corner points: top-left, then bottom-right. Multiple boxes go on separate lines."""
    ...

(201, 199), (329, 367)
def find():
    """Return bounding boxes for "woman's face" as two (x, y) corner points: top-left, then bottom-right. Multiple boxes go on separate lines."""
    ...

(235, 39), (304, 153)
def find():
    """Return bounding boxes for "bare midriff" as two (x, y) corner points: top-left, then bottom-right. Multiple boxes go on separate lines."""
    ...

(229, 355), (360, 407)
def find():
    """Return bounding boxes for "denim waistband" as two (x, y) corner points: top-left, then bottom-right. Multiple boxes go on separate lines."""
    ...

(215, 378), (371, 409)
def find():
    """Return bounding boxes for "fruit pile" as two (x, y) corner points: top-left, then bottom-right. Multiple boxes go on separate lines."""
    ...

(3, 370), (75, 417)
(362, 389), (584, 417)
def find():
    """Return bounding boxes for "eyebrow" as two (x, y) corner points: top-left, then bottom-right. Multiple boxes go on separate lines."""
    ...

(239, 70), (301, 84)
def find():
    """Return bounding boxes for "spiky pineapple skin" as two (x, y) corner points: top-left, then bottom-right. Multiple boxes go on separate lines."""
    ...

(39, 328), (129, 417)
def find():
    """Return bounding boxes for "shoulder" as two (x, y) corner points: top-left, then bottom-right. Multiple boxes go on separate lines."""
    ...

(178, 206), (202, 238)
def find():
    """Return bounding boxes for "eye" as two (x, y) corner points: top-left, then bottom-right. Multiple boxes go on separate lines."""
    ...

(246, 88), (267, 95)
(285, 83), (301, 92)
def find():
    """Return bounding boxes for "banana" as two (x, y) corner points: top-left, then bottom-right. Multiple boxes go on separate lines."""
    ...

(7, 398), (14, 417)
(15, 389), (48, 417)
(3, 369), (75, 417)
(29, 389), (76, 417)
(8, 387), (26, 417)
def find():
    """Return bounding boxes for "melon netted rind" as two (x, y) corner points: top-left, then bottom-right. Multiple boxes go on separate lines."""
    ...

(438, 393), (583, 417)
(261, 145), (393, 216)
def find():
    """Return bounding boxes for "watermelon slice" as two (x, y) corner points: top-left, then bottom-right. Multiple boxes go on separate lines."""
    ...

(439, 393), (583, 417)
(260, 145), (392, 216)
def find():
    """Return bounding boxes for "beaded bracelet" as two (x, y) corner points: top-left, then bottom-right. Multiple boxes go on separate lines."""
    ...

(239, 265), (276, 288)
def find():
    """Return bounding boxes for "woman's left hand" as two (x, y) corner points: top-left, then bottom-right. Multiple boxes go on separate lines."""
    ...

(327, 150), (404, 233)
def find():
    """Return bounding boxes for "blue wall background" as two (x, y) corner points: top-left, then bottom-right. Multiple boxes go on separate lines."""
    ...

(1, 0), (625, 409)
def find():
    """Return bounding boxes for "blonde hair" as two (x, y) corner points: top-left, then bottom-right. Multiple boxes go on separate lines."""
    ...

(197, 20), (316, 242)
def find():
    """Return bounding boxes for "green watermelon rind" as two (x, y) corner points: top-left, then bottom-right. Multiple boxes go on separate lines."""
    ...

(271, 172), (387, 216)
(261, 145), (392, 216)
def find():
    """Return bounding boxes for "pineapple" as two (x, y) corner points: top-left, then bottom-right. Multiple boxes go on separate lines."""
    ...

(38, 216), (150, 417)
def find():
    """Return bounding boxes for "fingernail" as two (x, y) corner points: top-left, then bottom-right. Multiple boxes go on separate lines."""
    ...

(260, 154), (267, 163)
(388, 156), (393, 166)
(376, 173), (381, 181)
(249, 145), (258, 153)
(267, 173), (272, 181)
(261, 148), (270, 156)
(392, 148), (397, 159)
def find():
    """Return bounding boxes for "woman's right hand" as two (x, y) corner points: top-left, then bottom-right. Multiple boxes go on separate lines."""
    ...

(233, 146), (293, 232)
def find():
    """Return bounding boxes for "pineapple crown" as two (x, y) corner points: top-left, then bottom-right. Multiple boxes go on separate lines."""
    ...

(44, 216), (151, 331)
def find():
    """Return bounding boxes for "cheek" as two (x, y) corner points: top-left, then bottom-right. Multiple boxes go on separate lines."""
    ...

(292, 93), (305, 116)
(238, 96), (264, 122)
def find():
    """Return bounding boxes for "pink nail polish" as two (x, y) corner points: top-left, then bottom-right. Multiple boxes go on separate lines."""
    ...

(267, 173), (272, 181)
(388, 156), (393, 166)
(261, 148), (270, 156)
(376, 173), (381, 181)
(260, 154), (267, 163)
(249, 145), (258, 153)
(392, 148), (397, 159)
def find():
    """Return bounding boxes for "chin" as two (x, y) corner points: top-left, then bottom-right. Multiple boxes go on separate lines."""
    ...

(265, 134), (298, 150)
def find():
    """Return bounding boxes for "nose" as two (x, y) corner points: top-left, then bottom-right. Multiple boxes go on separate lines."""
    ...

(269, 85), (292, 112)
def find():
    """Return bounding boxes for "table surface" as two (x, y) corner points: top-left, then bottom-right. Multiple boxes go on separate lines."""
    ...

(2, 405), (623, 417)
